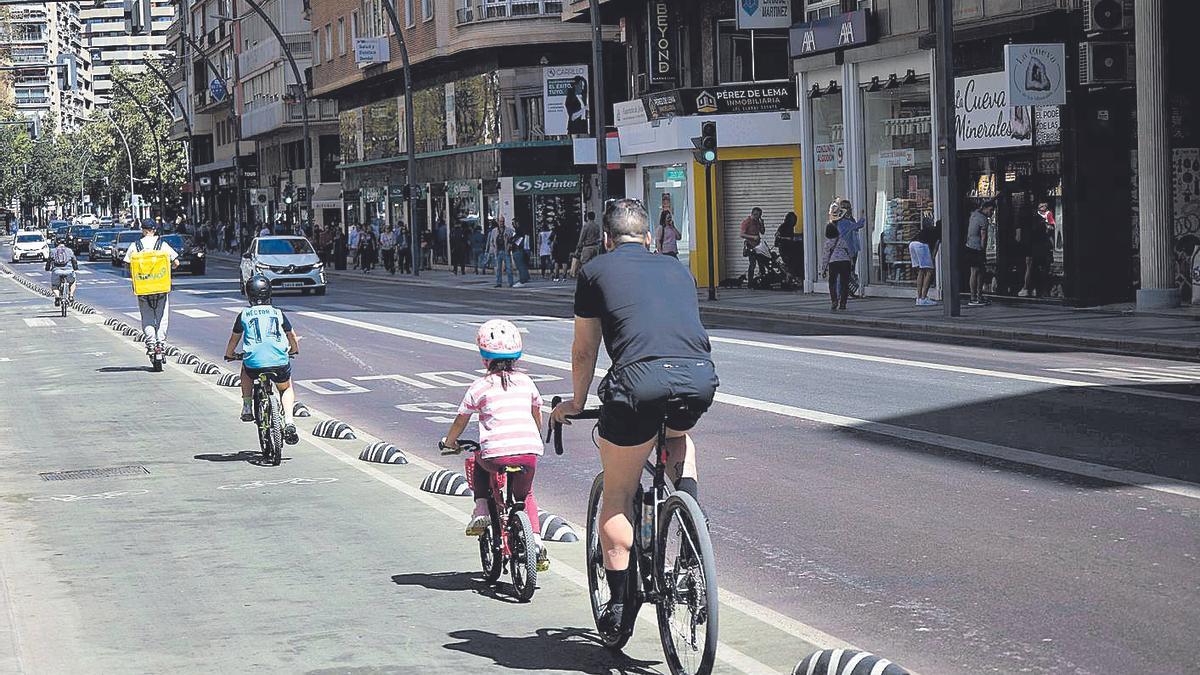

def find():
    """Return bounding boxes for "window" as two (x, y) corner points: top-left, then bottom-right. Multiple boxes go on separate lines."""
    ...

(338, 17), (346, 55)
(422, 0), (433, 21)
(351, 10), (359, 40)
(312, 29), (321, 63)
(715, 20), (789, 83)
(405, 0), (414, 27)
(806, 0), (872, 21)
(325, 24), (333, 62)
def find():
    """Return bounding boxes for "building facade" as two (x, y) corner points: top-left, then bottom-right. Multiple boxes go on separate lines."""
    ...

(1, 2), (95, 131)
(83, 0), (174, 102)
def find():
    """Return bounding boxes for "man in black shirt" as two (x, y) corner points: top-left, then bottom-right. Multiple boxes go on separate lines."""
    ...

(552, 199), (718, 633)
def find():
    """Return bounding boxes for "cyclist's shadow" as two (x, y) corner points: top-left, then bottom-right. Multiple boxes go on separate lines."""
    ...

(391, 571), (521, 604)
(193, 451), (291, 467)
(444, 627), (661, 674)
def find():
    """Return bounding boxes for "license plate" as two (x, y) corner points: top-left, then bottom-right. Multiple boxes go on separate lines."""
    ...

(282, 281), (304, 287)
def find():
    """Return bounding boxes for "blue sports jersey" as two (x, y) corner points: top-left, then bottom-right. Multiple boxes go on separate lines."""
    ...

(234, 306), (292, 368)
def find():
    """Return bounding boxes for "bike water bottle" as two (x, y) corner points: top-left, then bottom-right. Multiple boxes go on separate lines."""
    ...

(640, 493), (655, 548)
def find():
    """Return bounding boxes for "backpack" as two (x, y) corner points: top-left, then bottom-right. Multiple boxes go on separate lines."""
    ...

(52, 246), (71, 267)
(129, 238), (172, 296)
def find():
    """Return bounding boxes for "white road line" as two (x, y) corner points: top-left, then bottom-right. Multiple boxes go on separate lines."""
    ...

(221, 306), (243, 313)
(74, 315), (105, 325)
(22, 318), (54, 327)
(297, 310), (1200, 502)
(321, 303), (367, 311)
(123, 332), (793, 674)
(414, 300), (461, 308)
(124, 311), (141, 319)
(175, 308), (218, 318)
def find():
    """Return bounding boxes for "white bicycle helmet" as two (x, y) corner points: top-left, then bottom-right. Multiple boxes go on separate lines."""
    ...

(476, 319), (523, 362)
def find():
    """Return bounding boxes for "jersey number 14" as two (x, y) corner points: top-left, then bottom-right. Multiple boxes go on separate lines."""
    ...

(245, 316), (283, 343)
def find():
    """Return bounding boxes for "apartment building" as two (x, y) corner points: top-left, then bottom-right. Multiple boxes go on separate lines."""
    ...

(82, 0), (174, 102)
(1, 2), (95, 131)
(310, 0), (608, 249)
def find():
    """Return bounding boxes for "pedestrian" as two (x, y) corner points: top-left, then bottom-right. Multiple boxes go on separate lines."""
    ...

(470, 225), (487, 274)
(739, 207), (766, 285)
(832, 199), (865, 296)
(821, 222), (853, 312)
(538, 224), (553, 278)
(451, 223), (471, 275)
(550, 218), (575, 281)
(511, 220), (531, 286)
(435, 215), (448, 265)
(360, 226), (377, 273)
(397, 224), (412, 274)
(573, 211), (601, 274)
(493, 218), (514, 288)
(348, 224), (361, 269)
(910, 220), (941, 306)
(657, 209), (680, 259)
(1019, 203), (1053, 298)
(380, 224), (397, 274)
(215, 222), (225, 252)
(775, 212), (803, 279)
(966, 200), (994, 306)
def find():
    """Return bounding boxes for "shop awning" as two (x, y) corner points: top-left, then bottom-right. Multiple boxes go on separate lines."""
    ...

(311, 183), (343, 210)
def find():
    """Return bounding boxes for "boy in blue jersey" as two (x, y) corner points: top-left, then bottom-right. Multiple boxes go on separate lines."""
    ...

(224, 274), (301, 444)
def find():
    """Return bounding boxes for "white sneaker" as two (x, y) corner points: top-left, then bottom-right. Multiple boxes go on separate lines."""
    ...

(1018, 289), (1030, 297)
(512, 282), (525, 288)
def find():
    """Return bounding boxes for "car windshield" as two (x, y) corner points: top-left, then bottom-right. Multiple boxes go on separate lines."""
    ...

(257, 238), (314, 256)
(16, 234), (44, 243)
(161, 235), (185, 250)
(117, 231), (142, 243)
(78, 228), (96, 238)
(93, 232), (116, 243)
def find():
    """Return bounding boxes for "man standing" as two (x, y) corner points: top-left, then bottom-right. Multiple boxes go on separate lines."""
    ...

(348, 223), (361, 269)
(124, 219), (180, 355)
(966, 200), (994, 306)
(574, 211), (602, 272)
(739, 207), (766, 284)
(493, 216), (514, 288)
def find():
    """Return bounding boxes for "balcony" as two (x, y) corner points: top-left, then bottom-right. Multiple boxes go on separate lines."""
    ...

(241, 98), (338, 139)
(456, 0), (563, 24)
(238, 34), (312, 78)
(16, 96), (52, 107)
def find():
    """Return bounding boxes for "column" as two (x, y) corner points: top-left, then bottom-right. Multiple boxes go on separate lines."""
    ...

(1135, 0), (1179, 309)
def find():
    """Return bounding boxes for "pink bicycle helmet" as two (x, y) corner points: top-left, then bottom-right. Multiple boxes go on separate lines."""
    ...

(476, 319), (523, 362)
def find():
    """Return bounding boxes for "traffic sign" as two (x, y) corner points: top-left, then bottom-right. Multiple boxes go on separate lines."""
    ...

(209, 78), (227, 102)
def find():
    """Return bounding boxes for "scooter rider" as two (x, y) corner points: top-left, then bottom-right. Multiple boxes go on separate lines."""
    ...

(125, 219), (180, 355)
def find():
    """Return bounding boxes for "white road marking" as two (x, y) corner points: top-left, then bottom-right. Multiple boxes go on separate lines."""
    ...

(221, 306), (243, 313)
(354, 373), (436, 389)
(179, 289), (233, 296)
(74, 315), (105, 324)
(321, 303), (367, 311)
(175, 308), (218, 318)
(124, 311), (140, 319)
(294, 378), (371, 395)
(414, 300), (460, 308)
(1050, 366), (1200, 384)
(22, 318), (55, 327)
(298, 310), (1200, 502)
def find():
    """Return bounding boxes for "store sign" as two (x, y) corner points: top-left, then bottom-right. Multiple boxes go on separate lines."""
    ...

(647, 1), (676, 85)
(1034, 106), (1061, 146)
(614, 99), (649, 127)
(543, 65), (591, 136)
(737, 0), (791, 30)
(446, 180), (475, 198)
(814, 143), (844, 171)
(789, 9), (874, 58)
(665, 166), (686, 182)
(1004, 43), (1066, 107)
(643, 83), (797, 120)
(354, 37), (390, 67)
(955, 71), (1032, 151)
(878, 148), (915, 168)
(513, 175), (581, 196)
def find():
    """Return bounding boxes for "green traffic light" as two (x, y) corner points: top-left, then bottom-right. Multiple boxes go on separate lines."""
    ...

(703, 150), (717, 163)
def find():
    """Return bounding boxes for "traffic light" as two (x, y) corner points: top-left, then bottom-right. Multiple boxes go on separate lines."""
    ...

(692, 121), (717, 166)
(283, 182), (295, 205)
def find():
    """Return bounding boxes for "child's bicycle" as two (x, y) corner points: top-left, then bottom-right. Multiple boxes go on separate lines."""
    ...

(547, 396), (718, 675)
(224, 353), (290, 466)
(439, 439), (540, 602)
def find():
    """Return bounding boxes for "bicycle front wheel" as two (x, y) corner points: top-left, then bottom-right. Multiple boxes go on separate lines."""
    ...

(267, 394), (283, 466)
(655, 492), (718, 675)
(479, 502), (502, 583)
(508, 510), (538, 603)
(586, 472), (641, 650)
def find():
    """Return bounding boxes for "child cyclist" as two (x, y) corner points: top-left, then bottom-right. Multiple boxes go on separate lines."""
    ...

(440, 319), (548, 571)
(223, 274), (301, 445)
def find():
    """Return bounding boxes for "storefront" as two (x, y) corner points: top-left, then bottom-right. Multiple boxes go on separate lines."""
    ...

(511, 174), (584, 238)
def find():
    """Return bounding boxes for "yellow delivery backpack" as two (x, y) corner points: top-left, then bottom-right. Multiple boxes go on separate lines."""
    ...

(129, 238), (172, 296)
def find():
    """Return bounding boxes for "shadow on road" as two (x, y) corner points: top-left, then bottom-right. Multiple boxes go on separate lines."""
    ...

(390, 571), (520, 604)
(96, 366), (151, 373)
(443, 627), (661, 674)
(193, 451), (284, 467)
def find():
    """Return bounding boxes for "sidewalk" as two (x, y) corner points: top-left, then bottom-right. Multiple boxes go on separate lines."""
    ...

(212, 252), (1199, 360)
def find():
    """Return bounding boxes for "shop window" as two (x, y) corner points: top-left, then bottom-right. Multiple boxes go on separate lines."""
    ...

(861, 77), (934, 286)
(809, 89), (845, 224)
(715, 20), (789, 84)
(644, 165), (692, 263)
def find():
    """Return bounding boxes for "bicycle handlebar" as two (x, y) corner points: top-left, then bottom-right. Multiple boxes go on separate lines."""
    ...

(224, 352), (298, 362)
(545, 396), (601, 456)
(439, 439), (481, 455)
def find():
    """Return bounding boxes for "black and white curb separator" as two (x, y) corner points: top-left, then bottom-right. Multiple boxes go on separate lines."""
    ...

(358, 442), (408, 465)
(312, 420), (356, 440)
(419, 470), (473, 497)
(536, 510), (579, 543)
(193, 361), (221, 375)
(163, 345), (180, 357)
(216, 373), (241, 387)
(132, 331), (146, 342)
(105, 317), (118, 327)
(292, 402), (311, 418)
(177, 352), (199, 365)
(793, 649), (910, 675)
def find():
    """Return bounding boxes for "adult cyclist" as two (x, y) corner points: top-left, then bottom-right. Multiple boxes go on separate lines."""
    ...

(224, 274), (301, 445)
(551, 199), (719, 632)
(45, 240), (78, 307)
(124, 219), (180, 355)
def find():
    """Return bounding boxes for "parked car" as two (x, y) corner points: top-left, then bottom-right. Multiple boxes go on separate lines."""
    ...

(50, 221), (72, 244)
(161, 234), (207, 276)
(9, 231), (50, 263)
(99, 216), (114, 228)
(239, 236), (326, 295)
(110, 230), (143, 267)
(69, 227), (97, 254)
(88, 229), (121, 261)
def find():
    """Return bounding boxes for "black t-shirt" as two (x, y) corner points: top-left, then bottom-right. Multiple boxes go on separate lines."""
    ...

(573, 243), (711, 370)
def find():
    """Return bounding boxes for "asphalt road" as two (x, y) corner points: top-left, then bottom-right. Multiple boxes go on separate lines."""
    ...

(2, 247), (1198, 674)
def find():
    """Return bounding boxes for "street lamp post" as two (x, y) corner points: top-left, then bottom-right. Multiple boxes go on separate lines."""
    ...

(378, 0), (420, 276)
(94, 107), (138, 218)
(932, 0), (962, 317)
(112, 76), (166, 219)
(588, 0), (607, 207)
(143, 58), (199, 229)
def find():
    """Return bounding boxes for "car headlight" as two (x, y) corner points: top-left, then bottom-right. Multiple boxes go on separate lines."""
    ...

(254, 262), (269, 271)
(195, 250), (205, 258)
(313, 262), (324, 270)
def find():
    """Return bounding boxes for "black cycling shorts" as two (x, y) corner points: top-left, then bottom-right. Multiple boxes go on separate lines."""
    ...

(597, 358), (719, 447)
(244, 363), (291, 384)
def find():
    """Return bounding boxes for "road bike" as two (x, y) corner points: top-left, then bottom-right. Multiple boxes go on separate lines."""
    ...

(224, 354), (289, 466)
(547, 396), (719, 675)
(439, 438), (540, 602)
(52, 271), (74, 317)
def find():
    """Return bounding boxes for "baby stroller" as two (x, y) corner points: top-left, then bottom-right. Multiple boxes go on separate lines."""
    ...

(748, 240), (800, 291)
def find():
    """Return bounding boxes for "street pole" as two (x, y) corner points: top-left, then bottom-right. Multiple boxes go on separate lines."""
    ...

(704, 163), (716, 302)
(933, 0), (961, 317)
(80, 154), (92, 212)
(239, 0), (313, 230)
(112, 76), (165, 219)
(95, 107), (137, 219)
(379, 0), (420, 276)
(588, 0), (607, 207)
(143, 59), (199, 230)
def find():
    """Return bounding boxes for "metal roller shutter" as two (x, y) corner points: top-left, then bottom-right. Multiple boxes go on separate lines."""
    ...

(721, 158), (795, 279)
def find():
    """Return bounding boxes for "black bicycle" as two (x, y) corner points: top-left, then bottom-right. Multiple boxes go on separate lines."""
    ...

(547, 396), (718, 675)
(224, 354), (288, 466)
(439, 439), (540, 602)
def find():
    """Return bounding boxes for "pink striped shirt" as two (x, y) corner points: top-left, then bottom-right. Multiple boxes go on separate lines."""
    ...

(458, 372), (544, 460)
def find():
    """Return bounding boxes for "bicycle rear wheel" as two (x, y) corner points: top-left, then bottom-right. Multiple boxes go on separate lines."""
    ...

(585, 472), (641, 649)
(655, 492), (718, 675)
(255, 390), (270, 460)
(60, 290), (67, 317)
(479, 502), (503, 583)
(267, 394), (283, 466)
(508, 510), (538, 602)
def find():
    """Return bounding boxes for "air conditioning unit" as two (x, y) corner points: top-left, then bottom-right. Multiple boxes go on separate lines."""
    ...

(1079, 41), (1135, 86)
(1083, 0), (1132, 33)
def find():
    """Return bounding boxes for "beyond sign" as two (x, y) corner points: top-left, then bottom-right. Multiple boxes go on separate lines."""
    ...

(514, 175), (581, 196)
(788, 9), (874, 58)
(648, 1), (676, 85)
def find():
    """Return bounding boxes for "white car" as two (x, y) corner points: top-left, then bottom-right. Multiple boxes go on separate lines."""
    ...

(239, 236), (327, 296)
(10, 231), (50, 263)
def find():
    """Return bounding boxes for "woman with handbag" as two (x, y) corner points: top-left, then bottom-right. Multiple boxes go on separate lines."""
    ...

(821, 222), (853, 311)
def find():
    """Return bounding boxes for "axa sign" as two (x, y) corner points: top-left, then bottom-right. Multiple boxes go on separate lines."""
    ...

(513, 175), (581, 196)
